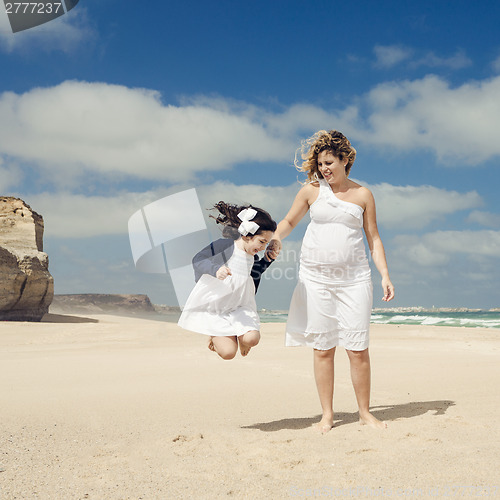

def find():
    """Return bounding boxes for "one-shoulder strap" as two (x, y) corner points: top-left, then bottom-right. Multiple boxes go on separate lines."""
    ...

(316, 178), (329, 199)
(319, 178), (364, 221)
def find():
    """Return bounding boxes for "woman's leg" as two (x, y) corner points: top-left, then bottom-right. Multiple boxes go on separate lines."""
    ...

(313, 347), (336, 433)
(345, 348), (386, 429)
(238, 330), (260, 356)
(210, 336), (238, 360)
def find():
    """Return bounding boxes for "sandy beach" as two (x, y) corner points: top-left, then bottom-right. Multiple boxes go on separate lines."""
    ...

(1, 315), (499, 499)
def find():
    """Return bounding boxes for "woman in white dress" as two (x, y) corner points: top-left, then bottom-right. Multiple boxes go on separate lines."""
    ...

(178, 202), (277, 360)
(269, 130), (395, 432)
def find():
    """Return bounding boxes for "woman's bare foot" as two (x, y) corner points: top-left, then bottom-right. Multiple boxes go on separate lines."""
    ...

(359, 412), (387, 429)
(313, 417), (334, 434)
(208, 337), (216, 353)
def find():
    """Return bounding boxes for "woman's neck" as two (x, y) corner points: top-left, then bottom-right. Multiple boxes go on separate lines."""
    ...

(327, 177), (350, 193)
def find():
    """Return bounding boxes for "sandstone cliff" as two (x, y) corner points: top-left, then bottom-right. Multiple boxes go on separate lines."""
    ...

(0, 197), (54, 321)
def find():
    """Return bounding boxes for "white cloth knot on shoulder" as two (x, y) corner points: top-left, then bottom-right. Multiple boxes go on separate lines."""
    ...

(237, 208), (259, 236)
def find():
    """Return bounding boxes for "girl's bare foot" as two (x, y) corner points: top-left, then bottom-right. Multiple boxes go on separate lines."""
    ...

(239, 341), (251, 357)
(238, 331), (259, 357)
(208, 337), (216, 352)
(359, 412), (387, 429)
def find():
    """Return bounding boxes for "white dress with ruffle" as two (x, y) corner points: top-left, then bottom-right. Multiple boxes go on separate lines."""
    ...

(286, 179), (373, 351)
(178, 244), (260, 337)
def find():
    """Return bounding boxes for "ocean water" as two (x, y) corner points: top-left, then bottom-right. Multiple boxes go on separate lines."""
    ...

(258, 309), (500, 329)
(369, 310), (500, 329)
(156, 308), (500, 329)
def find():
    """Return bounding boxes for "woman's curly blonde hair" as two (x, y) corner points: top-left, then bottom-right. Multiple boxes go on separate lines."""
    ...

(295, 130), (357, 183)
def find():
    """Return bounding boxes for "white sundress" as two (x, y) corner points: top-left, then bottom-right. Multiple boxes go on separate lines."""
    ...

(178, 243), (260, 337)
(286, 179), (373, 351)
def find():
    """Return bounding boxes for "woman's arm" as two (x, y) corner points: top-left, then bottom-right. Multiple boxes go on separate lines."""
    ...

(362, 188), (395, 302)
(267, 183), (315, 256)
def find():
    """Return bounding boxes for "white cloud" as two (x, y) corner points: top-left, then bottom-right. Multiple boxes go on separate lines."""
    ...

(29, 188), (194, 239)
(373, 45), (471, 70)
(19, 181), (497, 309)
(26, 182), (304, 239)
(374, 45), (413, 68)
(366, 182), (482, 229)
(386, 229), (500, 307)
(0, 7), (95, 53)
(466, 210), (500, 228)
(356, 74), (500, 163)
(22, 180), (481, 239)
(0, 81), (296, 185)
(0, 157), (23, 192)
(492, 54), (500, 73)
(195, 181), (300, 223)
(392, 236), (451, 267)
(412, 49), (472, 70)
(2, 74), (500, 191)
(392, 230), (500, 267)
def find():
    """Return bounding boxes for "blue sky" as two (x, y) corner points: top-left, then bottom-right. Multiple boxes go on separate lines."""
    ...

(1, 0), (500, 309)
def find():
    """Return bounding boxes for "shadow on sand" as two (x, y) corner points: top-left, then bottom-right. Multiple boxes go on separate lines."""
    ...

(241, 400), (455, 431)
(41, 313), (99, 324)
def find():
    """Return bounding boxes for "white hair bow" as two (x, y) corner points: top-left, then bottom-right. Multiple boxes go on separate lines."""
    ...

(237, 208), (259, 236)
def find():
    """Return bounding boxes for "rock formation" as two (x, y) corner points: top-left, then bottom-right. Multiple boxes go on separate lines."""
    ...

(50, 294), (157, 315)
(0, 197), (54, 321)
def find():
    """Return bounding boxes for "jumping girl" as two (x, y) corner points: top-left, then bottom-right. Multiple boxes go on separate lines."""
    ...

(178, 202), (277, 360)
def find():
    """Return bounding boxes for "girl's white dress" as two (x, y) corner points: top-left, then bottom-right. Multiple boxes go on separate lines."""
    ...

(286, 178), (373, 351)
(178, 244), (260, 337)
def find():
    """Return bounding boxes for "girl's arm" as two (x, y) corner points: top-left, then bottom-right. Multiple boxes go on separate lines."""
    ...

(362, 188), (395, 302)
(267, 183), (315, 256)
(251, 254), (273, 292)
(192, 239), (233, 281)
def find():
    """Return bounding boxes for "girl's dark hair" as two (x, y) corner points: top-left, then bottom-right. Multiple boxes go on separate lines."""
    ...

(210, 201), (277, 240)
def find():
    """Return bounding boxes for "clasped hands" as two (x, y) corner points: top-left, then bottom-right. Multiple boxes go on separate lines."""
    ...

(265, 238), (282, 261)
(215, 239), (282, 280)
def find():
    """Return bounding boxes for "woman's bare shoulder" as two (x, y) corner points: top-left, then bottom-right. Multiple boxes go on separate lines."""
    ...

(296, 181), (318, 194)
(347, 181), (374, 209)
(298, 181), (320, 202)
(350, 181), (372, 198)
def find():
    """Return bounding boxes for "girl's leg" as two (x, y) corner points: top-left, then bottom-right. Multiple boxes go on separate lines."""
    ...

(313, 347), (336, 433)
(345, 348), (387, 429)
(210, 336), (238, 360)
(238, 330), (260, 356)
